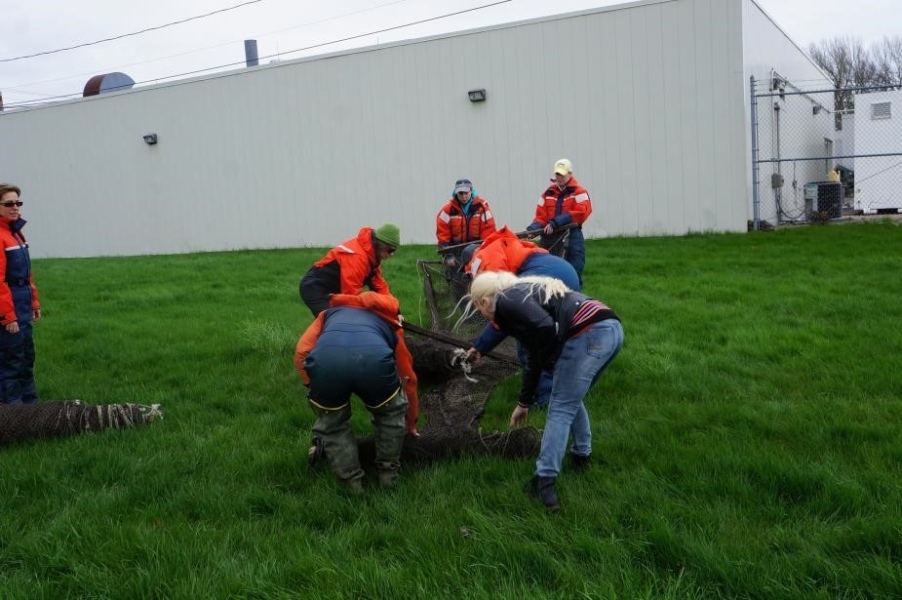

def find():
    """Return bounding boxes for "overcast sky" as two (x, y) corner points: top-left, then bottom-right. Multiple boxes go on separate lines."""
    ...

(2, 0), (899, 108)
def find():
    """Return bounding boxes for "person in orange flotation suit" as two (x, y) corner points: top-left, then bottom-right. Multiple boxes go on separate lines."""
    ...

(294, 291), (419, 493)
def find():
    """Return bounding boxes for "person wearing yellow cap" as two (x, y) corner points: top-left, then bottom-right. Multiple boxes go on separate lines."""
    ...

(526, 158), (592, 287)
(299, 224), (400, 317)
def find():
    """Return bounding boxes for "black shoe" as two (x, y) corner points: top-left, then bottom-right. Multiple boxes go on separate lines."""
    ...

(525, 475), (560, 511)
(569, 452), (591, 472)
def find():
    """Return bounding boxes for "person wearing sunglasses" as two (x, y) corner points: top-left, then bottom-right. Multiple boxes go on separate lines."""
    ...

(299, 223), (400, 317)
(0, 183), (42, 405)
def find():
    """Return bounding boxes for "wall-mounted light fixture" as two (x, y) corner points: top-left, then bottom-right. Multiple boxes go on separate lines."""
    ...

(468, 89), (486, 103)
(772, 76), (786, 100)
(143, 133), (158, 145)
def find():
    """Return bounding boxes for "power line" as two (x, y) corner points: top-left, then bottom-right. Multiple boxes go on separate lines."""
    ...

(4, 0), (514, 110)
(2, 0), (410, 94)
(0, 0), (264, 64)
(138, 0), (516, 86)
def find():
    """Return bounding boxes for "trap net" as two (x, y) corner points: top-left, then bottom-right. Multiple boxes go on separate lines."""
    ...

(354, 336), (539, 467)
(417, 259), (480, 335)
(311, 233), (585, 470)
(343, 251), (551, 468)
(0, 400), (163, 447)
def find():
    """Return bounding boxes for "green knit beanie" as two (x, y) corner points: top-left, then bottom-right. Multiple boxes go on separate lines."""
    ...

(374, 223), (401, 249)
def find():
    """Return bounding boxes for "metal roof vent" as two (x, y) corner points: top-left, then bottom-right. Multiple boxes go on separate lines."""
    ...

(83, 72), (136, 97)
(244, 40), (259, 67)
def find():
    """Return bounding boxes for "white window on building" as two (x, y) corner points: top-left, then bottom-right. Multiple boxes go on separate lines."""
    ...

(871, 102), (892, 120)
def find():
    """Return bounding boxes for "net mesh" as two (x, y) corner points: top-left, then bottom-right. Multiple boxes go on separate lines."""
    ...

(347, 256), (550, 467)
(356, 337), (540, 465)
(0, 400), (163, 447)
(417, 259), (478, 335)
(315, 243), (586, 468)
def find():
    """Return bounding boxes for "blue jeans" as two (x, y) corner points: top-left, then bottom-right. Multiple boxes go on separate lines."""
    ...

(519, 253), (580, 406)
(535, 319), (623, 478)
(565, 228), (586, 288)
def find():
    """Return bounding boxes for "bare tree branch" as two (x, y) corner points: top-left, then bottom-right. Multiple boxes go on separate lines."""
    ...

(873, 35), (902, 86)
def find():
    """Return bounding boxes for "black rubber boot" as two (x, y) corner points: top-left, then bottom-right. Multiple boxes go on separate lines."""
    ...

(372, 392), (408, 488)
(343, 476), (365, 495)
(307, 436), (326, 468)
(525, 475), (560, 511)
(569, 452), (591, 472)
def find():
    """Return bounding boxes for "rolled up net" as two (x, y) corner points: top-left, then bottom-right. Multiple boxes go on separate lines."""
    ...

(0, 400), (163, 447)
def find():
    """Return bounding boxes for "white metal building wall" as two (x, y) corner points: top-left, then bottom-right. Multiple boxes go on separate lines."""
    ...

(742, 0), (837, 220)
(1, 0), (751, 259)
(854, 90), (902, 212)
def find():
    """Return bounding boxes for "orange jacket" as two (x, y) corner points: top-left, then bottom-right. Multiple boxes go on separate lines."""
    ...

(308, 227), (390, 296)
(0, 219), (40, 327)
(530, 176), (592, 229)
(294, 292), (419, 433)
(465, 226), (547, 276)
(436, 195), (497, 248)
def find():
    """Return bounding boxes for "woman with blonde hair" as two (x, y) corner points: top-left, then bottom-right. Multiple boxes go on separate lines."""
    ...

(463, 271), (623, 511)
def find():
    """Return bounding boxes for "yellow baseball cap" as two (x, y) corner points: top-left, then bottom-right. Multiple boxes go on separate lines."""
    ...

(553, 158), (572, 175)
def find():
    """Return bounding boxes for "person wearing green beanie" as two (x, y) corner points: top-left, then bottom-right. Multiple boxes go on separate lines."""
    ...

(373, 223), (401, 250)
(299, 224), (400, 317)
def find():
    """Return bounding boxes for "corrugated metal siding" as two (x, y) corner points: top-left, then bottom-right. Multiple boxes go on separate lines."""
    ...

(1, 0), (750, 259)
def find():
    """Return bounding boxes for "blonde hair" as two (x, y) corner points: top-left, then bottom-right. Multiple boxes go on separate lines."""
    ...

(455, 271), (572, 330)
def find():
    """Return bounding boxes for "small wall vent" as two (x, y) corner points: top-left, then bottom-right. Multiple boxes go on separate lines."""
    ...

(871, 102), (892, 120)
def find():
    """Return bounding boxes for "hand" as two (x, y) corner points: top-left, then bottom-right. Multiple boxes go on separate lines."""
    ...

(465, 347), (482, 365)
(32, 309), (42, 322)
(510, 405), (529, 427)
(543, 223), (555, 235)
(407, 427), (420, 438)
(5, 321), (19, 334)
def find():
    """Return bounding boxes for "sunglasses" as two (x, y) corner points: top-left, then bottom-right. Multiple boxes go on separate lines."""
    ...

(0, 201), (23, 208)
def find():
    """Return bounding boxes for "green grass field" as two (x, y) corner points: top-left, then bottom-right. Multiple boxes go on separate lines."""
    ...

(1, 222), (900, 598)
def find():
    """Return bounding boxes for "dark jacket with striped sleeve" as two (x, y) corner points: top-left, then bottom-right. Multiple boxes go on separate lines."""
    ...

(491, 284), (618, 406)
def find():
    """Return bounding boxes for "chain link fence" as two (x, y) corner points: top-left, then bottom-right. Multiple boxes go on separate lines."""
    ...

(751, 75), (902, 228)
